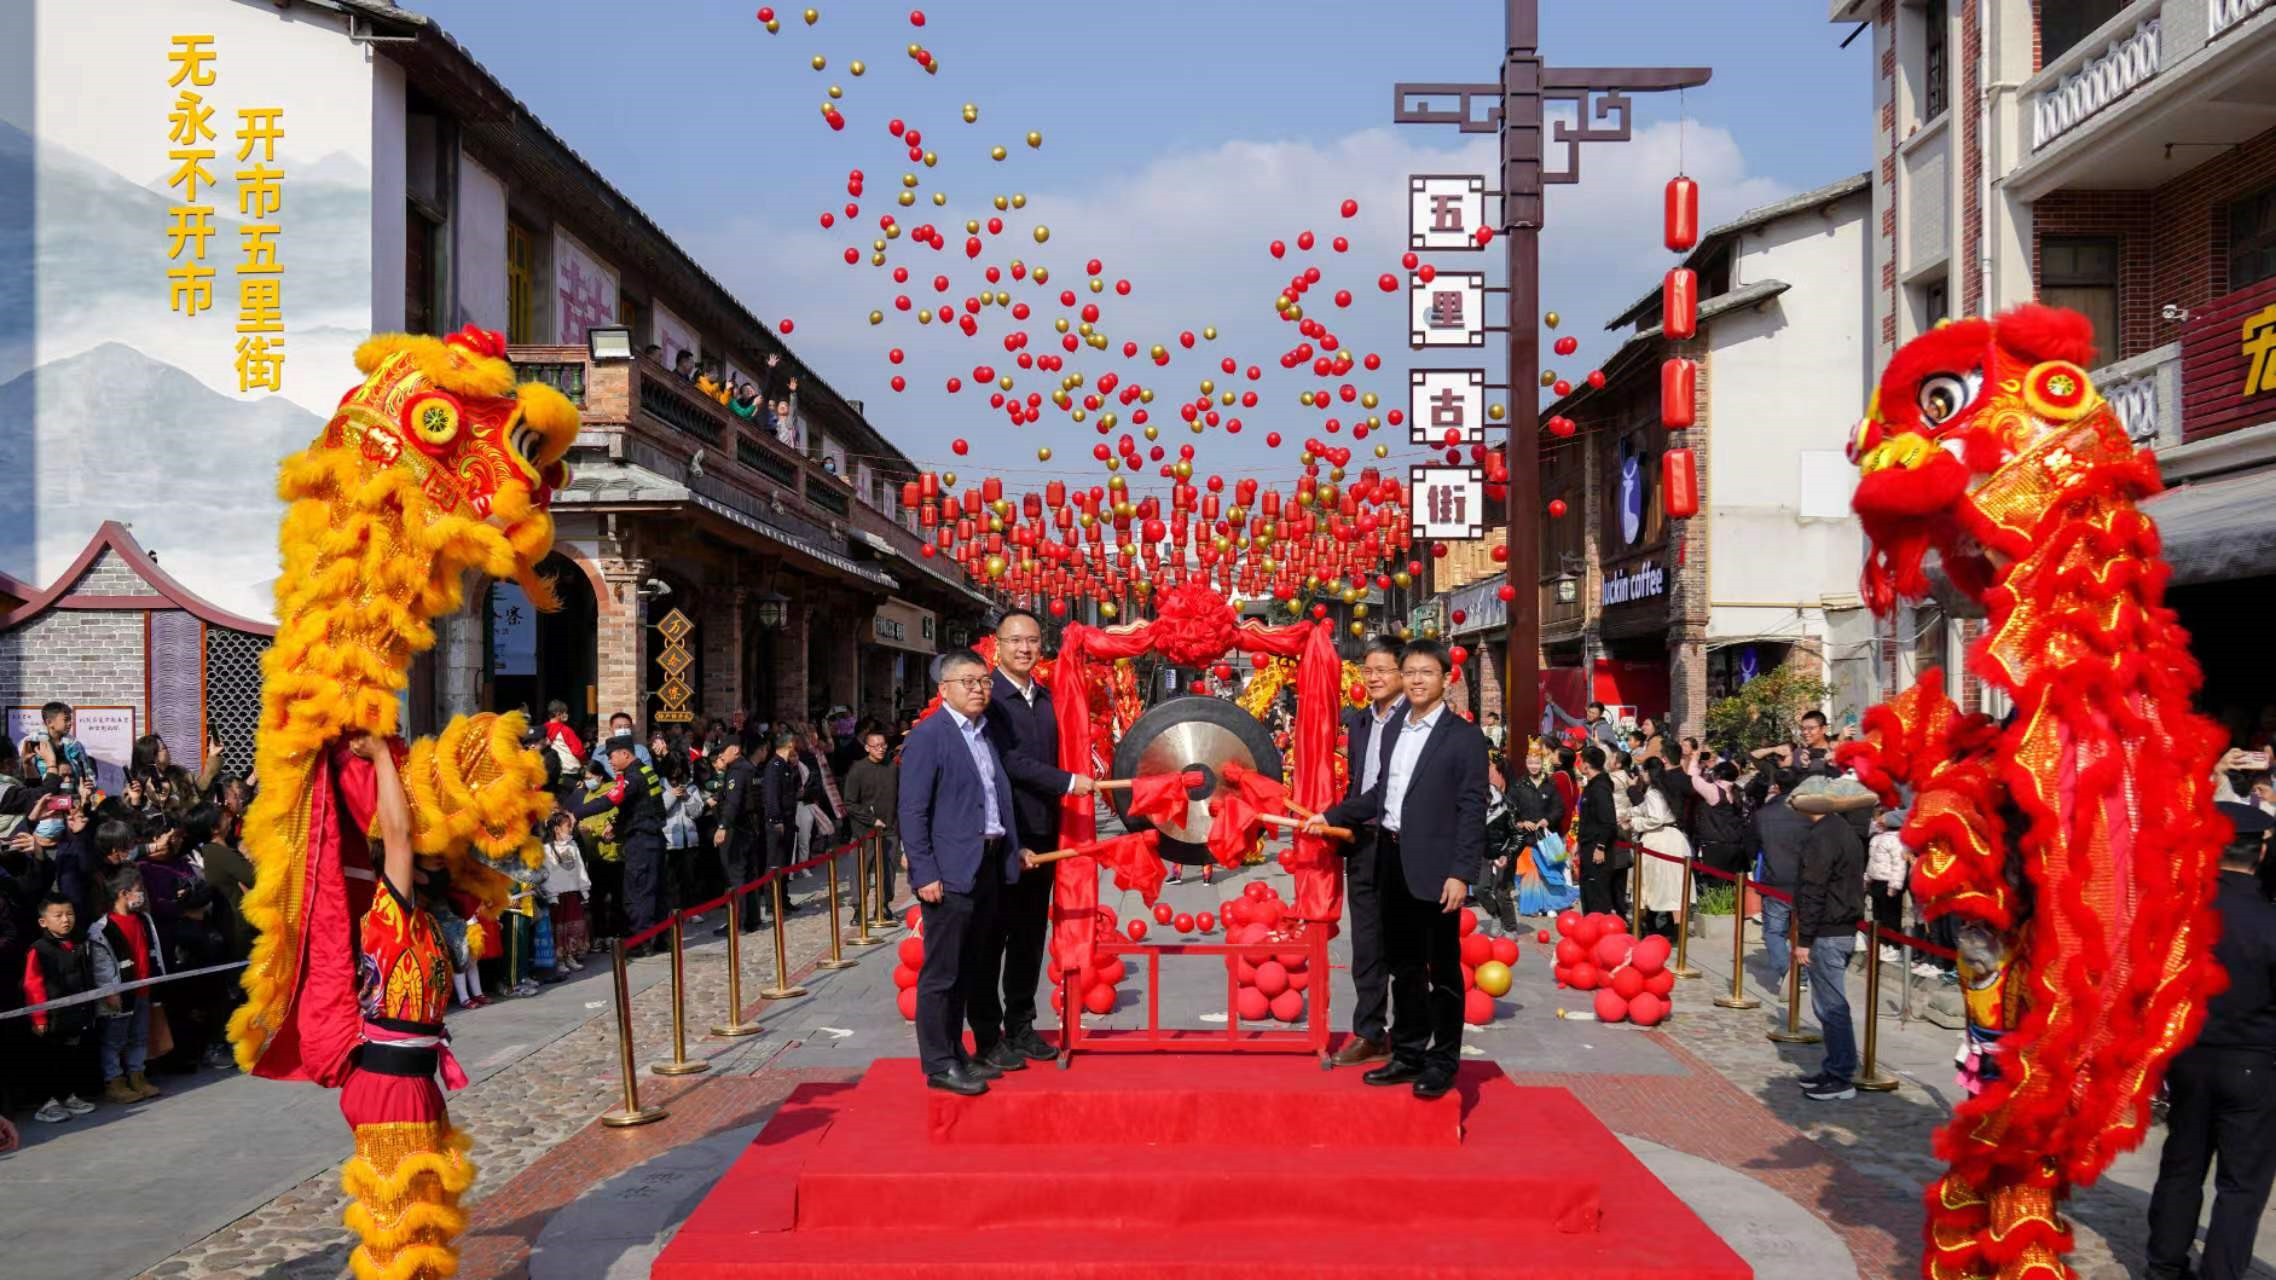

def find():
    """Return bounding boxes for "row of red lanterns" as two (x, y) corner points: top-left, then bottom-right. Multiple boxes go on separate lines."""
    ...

(1659, 175), (1701, 521)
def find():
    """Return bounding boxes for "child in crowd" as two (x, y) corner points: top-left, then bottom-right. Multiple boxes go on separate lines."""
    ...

(21, 894), (99, 1122)
(543, 811), (591, 970)
(86, 868), (166, 1104)
(417, 864), (488, 1009)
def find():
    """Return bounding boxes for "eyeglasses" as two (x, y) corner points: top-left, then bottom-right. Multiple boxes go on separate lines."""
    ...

(999, 636), (1042, 648)
(942, 676), (991, 690)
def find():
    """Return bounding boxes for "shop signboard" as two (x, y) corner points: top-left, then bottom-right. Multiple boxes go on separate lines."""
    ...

(2182, 274), (2276, 443)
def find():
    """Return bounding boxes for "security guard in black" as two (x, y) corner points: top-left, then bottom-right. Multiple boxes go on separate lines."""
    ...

(567, 736), (670, 953)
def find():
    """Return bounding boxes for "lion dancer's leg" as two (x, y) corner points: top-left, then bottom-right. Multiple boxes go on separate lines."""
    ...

(339, 1066), (475, 1280)
(1926, 1168), (2076, 1280)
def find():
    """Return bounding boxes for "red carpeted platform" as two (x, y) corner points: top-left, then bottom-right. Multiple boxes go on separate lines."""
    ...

(654, 1055), (1752, 1279)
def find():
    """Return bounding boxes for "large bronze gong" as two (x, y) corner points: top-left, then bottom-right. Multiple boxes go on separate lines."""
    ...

(1108, 696), (1283, 866)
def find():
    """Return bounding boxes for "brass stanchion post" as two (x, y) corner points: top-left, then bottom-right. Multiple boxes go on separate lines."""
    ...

(600, 938), (667, 1127)
(1712, 870), (1761, 1010)
(1855, 921), (1899, 1091)
(710, 893), (763, 1038)
(816, 847), (856, 971)
(758, 878), (810, 1000)
(871, 832), (896, 929)
(649, 916), (709, 1076)
(1766, 903), (1821, 1045)
(1628, 848), (1645, 938)
(1670, 855), (1701, 979)
(849, 833), (883, 948)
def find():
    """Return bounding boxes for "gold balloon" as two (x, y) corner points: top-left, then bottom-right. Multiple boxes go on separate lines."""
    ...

(849, 59), (864, 75)
(1397, 625), (1413, 641)
(931, 191), (946, 206)
(1488, 403), (1506, 421)
(897, 191), (915, 206)
(1360, 391), (1378, 409)
(997, 375), (1013, 390)
(1142, 424), (1159, 441)
(1099, 412), (1117, 429)
(1545, 311), (1560, 328)
(1298, 391), (1315, 406)
(803, 7), (818, 22)
(1150, 345), (1167, 360)
(1374, 444), (1389, 458)
(902, 172), (919, 187)
(1070, 409), (1086, 423)
(1349, 621), (1366, 637)
(872, 238), (886, 251)
(1037, 447), (1053, 461)
(907, 42), (921, 55)
(993, 194), (1009, 210)
(918, 309), (932, 323)
(984, 555), (1007, 578)
(868, 310), (883, 324)
(1328, 468), (1345, 483)
(1026, 131), (1043, 148)
(1203, 326), (1218, 341)
(1104, 458), (1119, 472)
(828, 84), (842, 98)
(811, 54), (826, 69)
(1174, 461), (1192, 478)
(923, 150), (938, 168)
(962, 103), (978, 123)
(941, 471), (957, 487)
(1220, 392), (1235, 406)
(1078, 321), (1094, 336)
(1539, 370), (1557, 387)
(869, 252), (885, 265)
(1032, 265), (1048, 282)
(1286, 305), (1303, 322)
(1393, 571), (1412, 588)
(1054, 317), (1070, 333)
(1089, 278), (1104, 293)
(764, 18), (779, 31)
(1012, 193), (1027, 208)
(1137, 387), (1153, 403)
(965, 219), (980, 233)
(1353, 603), (1370, 619)
(1100, 602), (1118, 619)
(1338, 587), (1357, 604)
(1199, 379), (1215, 395)
(1033, 225), (1050, 243)
(991, 145), (1008, 161)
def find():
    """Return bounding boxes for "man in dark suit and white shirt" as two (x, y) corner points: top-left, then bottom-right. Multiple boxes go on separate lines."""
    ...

(1308, 639), (1489, 1099)
(1332, 636), (1405, 1068)
(979, 609), (1096, 1066)
(1574, 746), (1619, 915)
(897, 649), (1025, 1095)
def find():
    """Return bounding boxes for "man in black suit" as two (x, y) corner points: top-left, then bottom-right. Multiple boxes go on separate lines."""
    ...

(1309, 639), (1488, 1100)
(709, 743), (764, 933)
(1574, 745), (1619, 915)
(898, 649), (1025, 1095)
(1332, 636), (1405, 1068)
(978, 609), (1096, 1067)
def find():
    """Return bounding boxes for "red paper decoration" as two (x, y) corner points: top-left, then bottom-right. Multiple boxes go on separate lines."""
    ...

(1665, 175), (1699, 252)
(1661, 357), (1697, 429)
(1661, 269), (1697, 340)
(1662, 448), (1699, 519)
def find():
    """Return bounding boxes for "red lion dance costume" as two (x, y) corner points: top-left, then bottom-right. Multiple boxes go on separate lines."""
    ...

(1839, 304), (2228, 1280)
(227, 328), (578, 1280)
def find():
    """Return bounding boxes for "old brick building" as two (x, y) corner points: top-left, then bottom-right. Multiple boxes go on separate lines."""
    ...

(0, 522), (272, 787)
(1838, 0), (2276, 730)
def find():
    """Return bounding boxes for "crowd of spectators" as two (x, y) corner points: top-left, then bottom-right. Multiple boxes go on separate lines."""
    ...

(645, 344), (801, 448)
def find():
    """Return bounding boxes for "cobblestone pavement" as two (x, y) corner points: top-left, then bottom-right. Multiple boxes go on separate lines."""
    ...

(130, 864), (2276, 1280)
(138, 870), (888, 1280)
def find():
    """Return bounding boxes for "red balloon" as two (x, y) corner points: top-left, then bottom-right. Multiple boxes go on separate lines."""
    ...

(1601, 912), (1631, 935)
(898, 936), (925, 966)
(1457, 908), (1478, 937)
(1270, 989), (1306, 1022)
(1593, 989), (1629, 1023)
(1490, 937), (1520, 966)
(1460, 933), (1493, 968)
(1084, 983), (1116, 1015)
(1340, 198), (1359, 217)
(778, 318), (795, 334)
(1628, 991), (1668, 1026)
(757, 6), (775, 19)
(1567, 961), (1601, 991)
(1548, 499), (1568, 518)
(891, 962), (918, 989)
(1269, 239), (1286, 258)
(1555, 910), (1583, 938)
(1254, 960), (1290, 998)
(1554, 335), (1579, 356)
(909, 9), (926, 25)
(951, 438), (968, 455)
(1612, 965), (1647, 1000)
(896, 987), (919, 1020)
(1173, 912), (1195, 933)
(1153, 901), (1174, 925)
(1571, 916), (1604, 948)
(1196, 912), (1216, 933)
(1127, 919), (1148, 941)
(1537, 929), (1552, 944)
(1592, 934), (1630, 970)
(1630, 934), (1673, 975)
(1555, 939), (1584, 967)
(1644, 968), (1677, 998)
(1464, 987), (1495, 1026)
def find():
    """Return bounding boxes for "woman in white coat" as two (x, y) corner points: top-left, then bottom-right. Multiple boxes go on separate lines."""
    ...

(1628, 756), (1693, 941)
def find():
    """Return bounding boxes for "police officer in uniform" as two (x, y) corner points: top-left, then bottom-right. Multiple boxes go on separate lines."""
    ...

(567, 736), (669, 956)
(2145, 802), (2276, 1280)
(710, 743), (764, 933)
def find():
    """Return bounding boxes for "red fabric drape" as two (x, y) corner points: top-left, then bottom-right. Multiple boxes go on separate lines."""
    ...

(1124, 771), (1198, 827)
(1048, 614), (1344, 981)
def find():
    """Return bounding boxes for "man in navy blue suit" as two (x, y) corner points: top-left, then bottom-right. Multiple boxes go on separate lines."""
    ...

(1332, 636), (1405, 1068)
(897, 648), (1025, 1095)
(977, 609), (1096, 1069)
(1308, 639), (1489, 1100)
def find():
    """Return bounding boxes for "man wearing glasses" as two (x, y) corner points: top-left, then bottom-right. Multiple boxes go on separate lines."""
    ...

(898, 649), (1024, 1095)
(977, 609), (1097, 1072)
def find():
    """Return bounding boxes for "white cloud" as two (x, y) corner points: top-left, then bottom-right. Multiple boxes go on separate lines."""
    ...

(682, 117), (1798, 491)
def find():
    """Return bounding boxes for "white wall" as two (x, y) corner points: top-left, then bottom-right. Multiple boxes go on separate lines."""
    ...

(1705, 193), (1871, 647)
(371, 54), (406, 335)
(457, 150), (508, 334)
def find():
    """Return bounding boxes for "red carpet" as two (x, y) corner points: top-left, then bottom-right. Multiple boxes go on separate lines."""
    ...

(654, 1056), (1752, 1278)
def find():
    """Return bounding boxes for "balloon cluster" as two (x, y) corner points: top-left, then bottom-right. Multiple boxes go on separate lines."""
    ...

(1048, 907), (1132, 1018)
(1548, 910), (1673, 1026)
(1456, 908), (1519, 1026)
(1223, 882), (1310, 1023)
(891, 907), (925, 1020)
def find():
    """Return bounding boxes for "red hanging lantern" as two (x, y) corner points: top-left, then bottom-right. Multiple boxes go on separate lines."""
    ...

(1660, 357), (1697, 430)
(1662, 448), (1699, 519)
(1665, 175), (1699, 253)
(1661, 269), (1697, 341)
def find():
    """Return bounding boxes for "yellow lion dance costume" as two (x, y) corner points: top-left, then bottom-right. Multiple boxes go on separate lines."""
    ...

(226, 326), (579, 1280)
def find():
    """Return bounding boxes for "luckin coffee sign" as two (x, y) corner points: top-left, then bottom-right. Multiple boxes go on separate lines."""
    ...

(1601, 560), (1667, 607)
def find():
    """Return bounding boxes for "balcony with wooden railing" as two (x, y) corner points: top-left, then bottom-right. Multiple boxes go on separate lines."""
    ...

(508, 344), (973, 598)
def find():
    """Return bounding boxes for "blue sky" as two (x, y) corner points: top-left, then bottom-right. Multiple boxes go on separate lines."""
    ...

(415, 0), (1868, 487)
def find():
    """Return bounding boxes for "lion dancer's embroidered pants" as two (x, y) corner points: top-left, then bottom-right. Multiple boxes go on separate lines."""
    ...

(338, 1038), (474, 1280)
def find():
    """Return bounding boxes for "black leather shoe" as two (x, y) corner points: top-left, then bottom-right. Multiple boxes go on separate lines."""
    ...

(926, 1065), (988, 1096)
(1006, 1027), (1056, 1061)
(981, 1040), (1030, 1072)
(1412, 1069), (1456, 1100)
(1362, 1059), (1425, 1087)
(964, 1055), (1005, 1081)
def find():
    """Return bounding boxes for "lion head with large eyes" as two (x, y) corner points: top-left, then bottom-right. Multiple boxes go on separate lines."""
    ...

(1844, 303), (2106, 613)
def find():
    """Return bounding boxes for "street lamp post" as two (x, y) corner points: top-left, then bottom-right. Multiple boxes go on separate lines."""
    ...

(1394, 0), (1707, 738)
